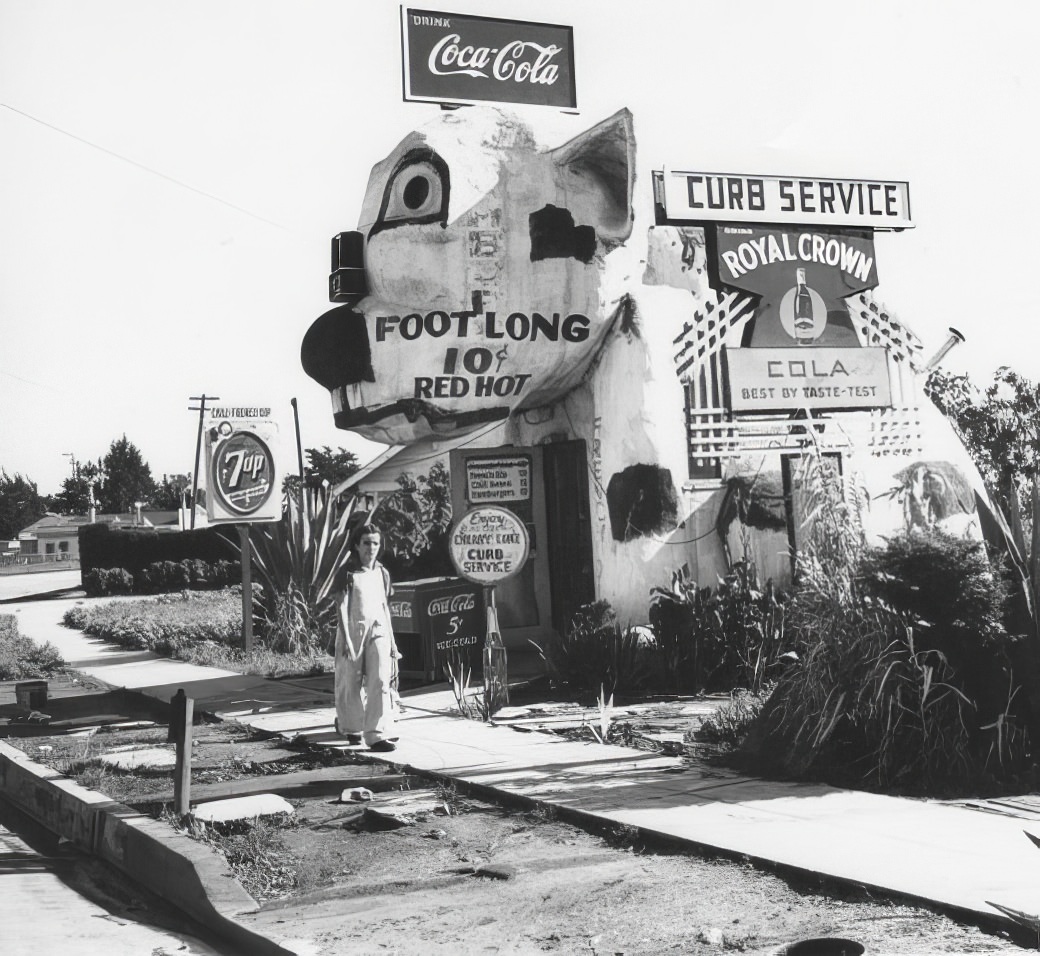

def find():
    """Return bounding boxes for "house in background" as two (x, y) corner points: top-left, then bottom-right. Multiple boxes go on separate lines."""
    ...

(13, 510), (183, 564)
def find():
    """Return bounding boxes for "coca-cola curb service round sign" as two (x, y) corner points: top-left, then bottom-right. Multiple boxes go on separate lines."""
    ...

(449, 505), (530, 584)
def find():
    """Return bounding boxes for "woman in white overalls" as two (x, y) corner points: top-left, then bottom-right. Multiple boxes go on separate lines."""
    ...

(334, 523), (399, 752)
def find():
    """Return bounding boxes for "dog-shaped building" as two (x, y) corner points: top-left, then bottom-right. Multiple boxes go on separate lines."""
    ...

(302, 106), (1004, 645)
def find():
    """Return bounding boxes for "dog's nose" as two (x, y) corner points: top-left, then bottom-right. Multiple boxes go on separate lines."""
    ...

(301, 305), (375, 390)
(330, 231), (368, 303)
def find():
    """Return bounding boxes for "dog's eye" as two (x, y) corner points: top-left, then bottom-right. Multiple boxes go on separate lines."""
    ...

(383, 161), (443, 223)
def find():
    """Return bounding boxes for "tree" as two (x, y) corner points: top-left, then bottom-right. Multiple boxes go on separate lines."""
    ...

(926, 366), (1040, 519)
(152, 473), (190, 510)
(284, 446), (361, 501)
(305, 446), (361, 488)
(377, 461), (453, 577)
(0, 471), (46, 540)
(51, 459), (103, 515)
(96, 436), (155, 514)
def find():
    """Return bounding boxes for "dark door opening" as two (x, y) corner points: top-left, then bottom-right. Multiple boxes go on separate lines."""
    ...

(543, 440), (596, 634)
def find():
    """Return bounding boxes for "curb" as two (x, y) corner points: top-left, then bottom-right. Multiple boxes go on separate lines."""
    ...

(0, 740), (299, 956)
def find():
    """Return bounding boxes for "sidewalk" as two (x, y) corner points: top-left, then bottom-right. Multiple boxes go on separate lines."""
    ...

(8, 594), (1040, 942)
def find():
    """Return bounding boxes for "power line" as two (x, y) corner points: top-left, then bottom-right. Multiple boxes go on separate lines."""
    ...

(0, 367), (60, 392)
(1, 103), (287, 230)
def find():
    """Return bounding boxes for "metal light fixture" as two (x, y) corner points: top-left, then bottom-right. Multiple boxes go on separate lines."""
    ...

(925, 327), (965, 370)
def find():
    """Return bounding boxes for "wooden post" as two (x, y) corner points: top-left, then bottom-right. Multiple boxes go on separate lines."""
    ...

(238, 523), (253, 658)
(170, 689), (194, 817)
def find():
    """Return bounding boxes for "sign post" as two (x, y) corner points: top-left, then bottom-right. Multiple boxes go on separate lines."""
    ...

(203, 405), (283, 660)
(168, 689), (194, 817)
(448, 505), (530, 714)
(238, 524), (253, 658)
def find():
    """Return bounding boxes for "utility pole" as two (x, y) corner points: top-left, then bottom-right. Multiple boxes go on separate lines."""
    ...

(187, 394), (219, 529)
(290, 397), (308, 521)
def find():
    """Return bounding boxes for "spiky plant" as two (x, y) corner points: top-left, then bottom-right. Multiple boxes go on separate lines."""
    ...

(227, 485), (363, 654)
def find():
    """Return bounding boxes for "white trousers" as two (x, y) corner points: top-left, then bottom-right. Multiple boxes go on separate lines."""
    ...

(335, 632), (394, 745)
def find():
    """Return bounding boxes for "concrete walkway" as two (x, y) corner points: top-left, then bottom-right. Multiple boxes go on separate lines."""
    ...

(0, 823), (224, 956)
(8, 593), (1040, 942)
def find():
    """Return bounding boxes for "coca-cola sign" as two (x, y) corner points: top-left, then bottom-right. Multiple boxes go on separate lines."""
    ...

(428, 593), (477, 617)
(402, 8), (576, 110)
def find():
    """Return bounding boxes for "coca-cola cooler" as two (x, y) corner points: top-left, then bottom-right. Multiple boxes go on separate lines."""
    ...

(389, 577), (485, 683)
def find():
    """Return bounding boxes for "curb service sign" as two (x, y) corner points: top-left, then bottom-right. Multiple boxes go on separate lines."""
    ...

(449, 505), (530, 584)
(402, 8), (576, 109)
(657, 171), (912, 230)
(204, 405), (281, 523)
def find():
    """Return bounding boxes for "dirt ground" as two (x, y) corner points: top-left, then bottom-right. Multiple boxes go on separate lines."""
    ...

(11, 721), (1034, 956)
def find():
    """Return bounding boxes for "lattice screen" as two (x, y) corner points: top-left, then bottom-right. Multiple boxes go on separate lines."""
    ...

(677, 288), (926, 478)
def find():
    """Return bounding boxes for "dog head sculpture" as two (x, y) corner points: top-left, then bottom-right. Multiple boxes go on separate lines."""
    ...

(302, 107), (635, 444)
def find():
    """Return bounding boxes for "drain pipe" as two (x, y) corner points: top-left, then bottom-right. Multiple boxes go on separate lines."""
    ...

(925, 327), (965, 370)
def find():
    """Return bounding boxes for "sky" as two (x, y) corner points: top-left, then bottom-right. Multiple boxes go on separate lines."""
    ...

(2, 0), (1039, 497)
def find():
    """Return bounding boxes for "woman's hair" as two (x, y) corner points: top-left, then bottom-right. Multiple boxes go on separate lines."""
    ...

(352, 522), (382, 549)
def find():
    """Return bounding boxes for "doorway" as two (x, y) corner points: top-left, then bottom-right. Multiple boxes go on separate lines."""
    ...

(450, 440), (595, 649)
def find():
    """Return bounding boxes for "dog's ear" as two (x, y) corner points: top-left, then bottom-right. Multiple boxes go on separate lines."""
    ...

(550, 109), (635, 243)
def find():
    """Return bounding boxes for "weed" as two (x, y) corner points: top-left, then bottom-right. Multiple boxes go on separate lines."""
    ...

(162, 809), (300, 901)
(294, 844), (342, 894)
(587, 684), (615, 744)
(525, 803), (557, 825)
(436, 781), (462, 815)
(696, 686), (773, 750)
(445, 657), (494, 721)
(0, 614), (65, 680)
(603, 823), (641, 850)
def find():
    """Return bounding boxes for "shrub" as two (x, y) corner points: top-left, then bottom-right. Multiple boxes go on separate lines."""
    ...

(135, 560), (189, 593)
(64, 588), (242, 653)
(649, 562), (790, 695)
(739, 441), (1038, 794)
(86, 559), (239, 596)
(83, 566), (134, 596)
(63, 587), (329, 677)
(533, 600), (650, 697)
(0, 614), (65, 680)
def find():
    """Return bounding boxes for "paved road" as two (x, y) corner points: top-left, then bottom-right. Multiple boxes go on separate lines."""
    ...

(0, 568), (82, 602)
(0, 812), (229, 956)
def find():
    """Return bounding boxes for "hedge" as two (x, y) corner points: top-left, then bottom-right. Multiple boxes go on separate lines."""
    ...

(79, 523), (235, 577)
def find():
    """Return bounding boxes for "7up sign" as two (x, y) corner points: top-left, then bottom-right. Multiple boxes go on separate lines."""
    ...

(204, 406), (282, 523)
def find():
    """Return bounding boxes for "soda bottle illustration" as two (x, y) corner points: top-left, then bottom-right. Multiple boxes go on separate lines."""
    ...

(793, 267), (814, 343)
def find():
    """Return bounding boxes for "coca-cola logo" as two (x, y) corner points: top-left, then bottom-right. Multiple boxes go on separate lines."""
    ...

(428, 593), (477, 616)
(427, 34), (562, 86)
(404, 10), (576, 110)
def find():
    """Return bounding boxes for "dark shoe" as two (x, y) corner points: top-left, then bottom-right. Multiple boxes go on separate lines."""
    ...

(336, 721), (363, 745)
(369, 739), (397, 753)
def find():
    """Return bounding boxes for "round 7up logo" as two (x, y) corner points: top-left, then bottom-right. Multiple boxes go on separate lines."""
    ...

(212, 430), (274, 516)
